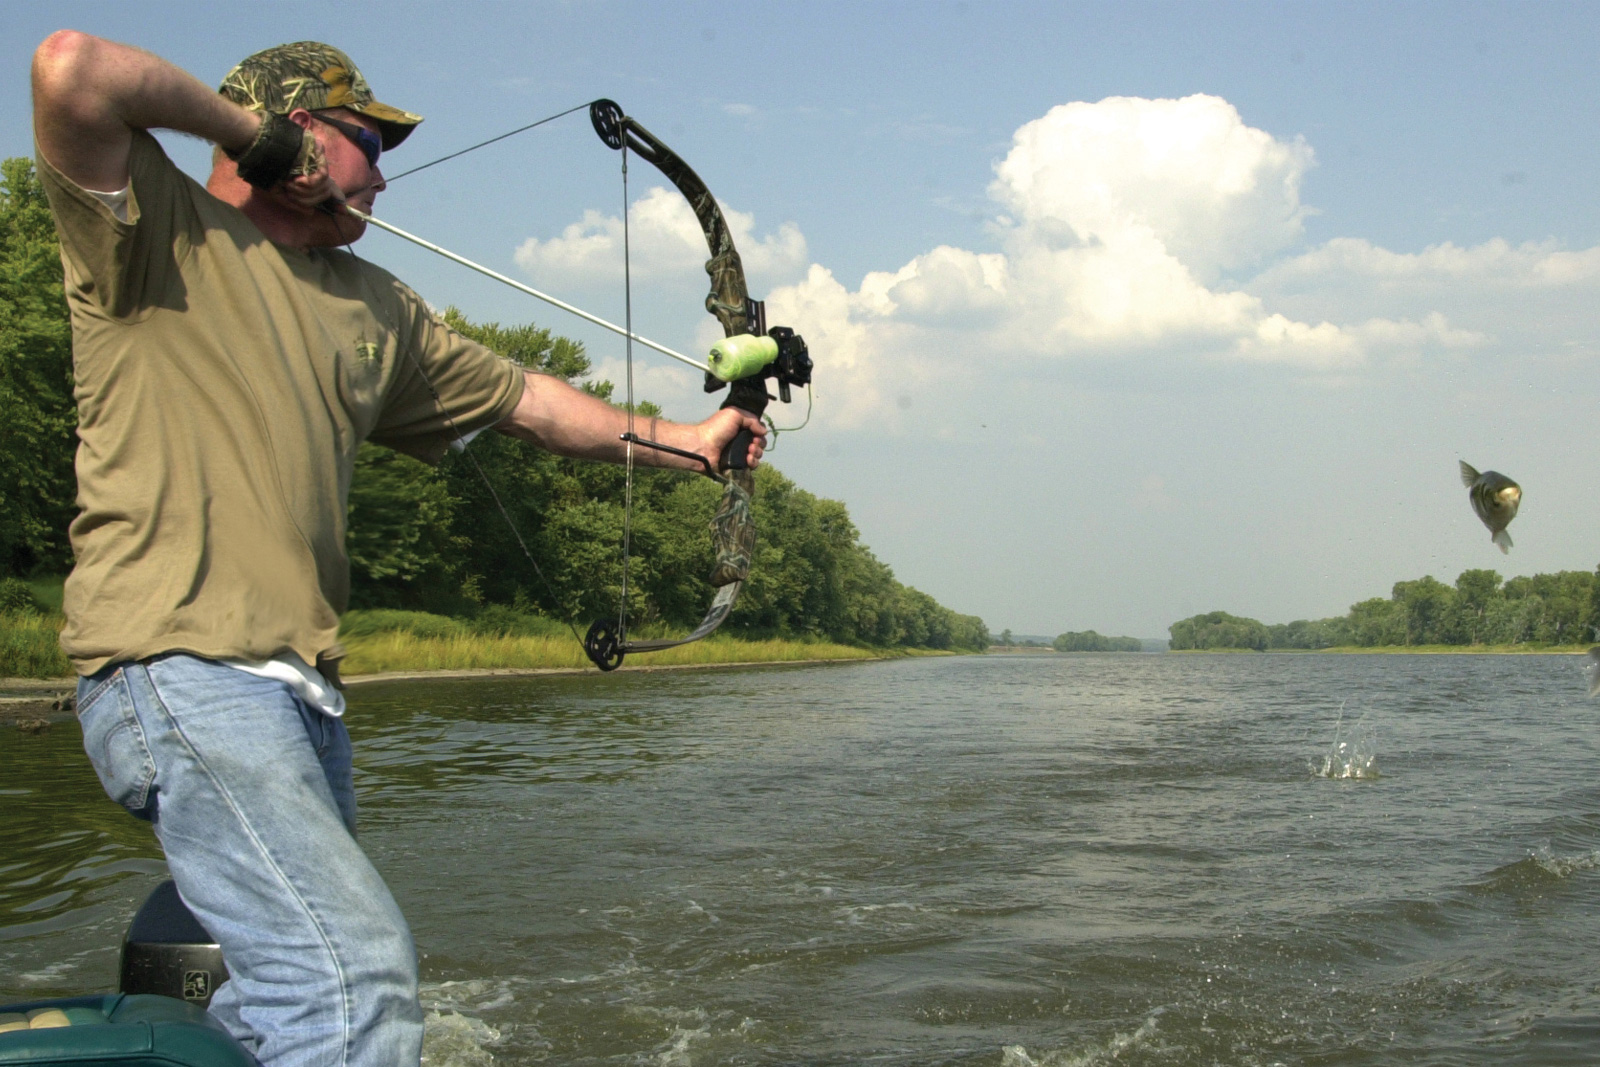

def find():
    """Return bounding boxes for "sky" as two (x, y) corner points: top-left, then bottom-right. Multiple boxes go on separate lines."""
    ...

(6, 1), (1600, 639)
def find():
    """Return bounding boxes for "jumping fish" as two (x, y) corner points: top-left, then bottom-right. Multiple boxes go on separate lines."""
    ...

(1586, 648), (1600, 699)
(1459, 461), (1521, 553)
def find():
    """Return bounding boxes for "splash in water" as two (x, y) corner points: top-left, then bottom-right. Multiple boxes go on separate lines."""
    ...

(1528, 844), (1600, 878)
(1001, 1011), (1162, 1066)
(1312, 702), (1379, 780)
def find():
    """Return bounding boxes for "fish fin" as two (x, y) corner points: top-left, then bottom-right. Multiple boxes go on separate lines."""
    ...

(1494, 528), (1512, 552)
(1459, 461), (1480, 487)
(1586, 647), (1600, 698)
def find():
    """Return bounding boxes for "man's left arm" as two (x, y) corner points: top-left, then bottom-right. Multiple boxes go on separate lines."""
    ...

(495, 370), (766, 474)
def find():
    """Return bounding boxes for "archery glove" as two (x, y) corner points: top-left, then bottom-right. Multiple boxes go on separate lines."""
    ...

(225, 111), (326, 189)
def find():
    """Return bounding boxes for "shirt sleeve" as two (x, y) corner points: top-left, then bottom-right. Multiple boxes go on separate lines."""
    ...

(367, 284), (525, 464)
(34, 131), (199, 321)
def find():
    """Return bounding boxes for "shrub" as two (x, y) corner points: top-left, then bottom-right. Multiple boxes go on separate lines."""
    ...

(338, 609), (466, 641)
(0, 577), (44, 615)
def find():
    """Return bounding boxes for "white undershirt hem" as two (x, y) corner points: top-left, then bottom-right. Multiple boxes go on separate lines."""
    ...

(221, 653), (347, 718)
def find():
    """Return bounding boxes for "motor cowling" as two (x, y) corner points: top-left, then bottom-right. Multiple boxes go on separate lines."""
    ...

(119, 881), (228, 1009)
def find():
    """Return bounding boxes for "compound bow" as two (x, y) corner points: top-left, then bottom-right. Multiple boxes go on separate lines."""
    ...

(579, 100), (812, 671)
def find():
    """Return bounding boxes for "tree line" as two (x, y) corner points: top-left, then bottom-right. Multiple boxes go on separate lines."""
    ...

(0, 158), (988, 652)
(1053, 630), (1143, 652)
(1170, 567), (1600, 650)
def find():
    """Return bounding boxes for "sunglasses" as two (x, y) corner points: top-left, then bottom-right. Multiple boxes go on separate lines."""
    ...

(312, 112), (382, 168)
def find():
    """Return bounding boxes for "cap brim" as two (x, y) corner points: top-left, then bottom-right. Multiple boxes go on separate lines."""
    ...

(350, 99), (423, 149)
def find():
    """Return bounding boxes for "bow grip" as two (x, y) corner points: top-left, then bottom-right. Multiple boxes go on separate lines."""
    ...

(720, 376), (770, 470)
(722, 426), (755, 471)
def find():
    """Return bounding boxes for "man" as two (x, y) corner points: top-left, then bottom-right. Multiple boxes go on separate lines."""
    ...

(30, 30), (765, 1067)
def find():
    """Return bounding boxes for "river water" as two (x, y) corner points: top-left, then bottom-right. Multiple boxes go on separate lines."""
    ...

(5, 653), (1600, 1066)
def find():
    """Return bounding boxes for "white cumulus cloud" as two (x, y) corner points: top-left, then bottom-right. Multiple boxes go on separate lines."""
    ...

(761, 94), (1366, 424)
(989, 93), (1315, 281)
(513, 185), (808, 289)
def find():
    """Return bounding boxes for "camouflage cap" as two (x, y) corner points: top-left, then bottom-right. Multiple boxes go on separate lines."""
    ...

(218, 42), (422, 150)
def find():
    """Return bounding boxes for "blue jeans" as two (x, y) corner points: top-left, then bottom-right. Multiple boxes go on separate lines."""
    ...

(76, 654), (422, 1067)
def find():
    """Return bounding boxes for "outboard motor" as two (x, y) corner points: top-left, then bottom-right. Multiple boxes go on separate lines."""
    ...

(119, 881), (229, 1008)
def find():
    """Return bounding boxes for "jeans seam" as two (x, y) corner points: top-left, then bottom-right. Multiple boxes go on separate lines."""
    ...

(142, 662), (356, 1063)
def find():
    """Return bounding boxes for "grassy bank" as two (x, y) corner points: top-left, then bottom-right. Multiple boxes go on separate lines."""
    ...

(0, 606), (892, 680)
(1297, 643), (1589, 654)
(341, 630), (882, 675)
(0, 613), (72, 678)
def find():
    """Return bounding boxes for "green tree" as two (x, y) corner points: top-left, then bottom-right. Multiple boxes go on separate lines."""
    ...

(0, 157), (76, 577)
(1169, 611), (1269, 650)
(1267, 618), (1342, 649)
(1587, 563), (1600, 643)
(1341, 598), (1400, 646)
(1391, 576), (1455, 645)
(345, 444), (465, 612)
(1055, 630), (1142, 652)
(1502, 571), (1593, 644)
(1447, 569), (1502, 645)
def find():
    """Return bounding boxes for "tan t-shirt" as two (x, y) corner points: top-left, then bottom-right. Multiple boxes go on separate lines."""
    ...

(38, 131), (523, 676)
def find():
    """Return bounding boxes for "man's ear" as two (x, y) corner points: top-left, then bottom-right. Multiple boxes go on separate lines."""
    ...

(286, 108), (315, 131)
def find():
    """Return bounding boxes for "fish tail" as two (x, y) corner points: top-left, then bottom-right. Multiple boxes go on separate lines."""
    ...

(1459, 460), (1480, 487)
(1494, 528), (1513, 552)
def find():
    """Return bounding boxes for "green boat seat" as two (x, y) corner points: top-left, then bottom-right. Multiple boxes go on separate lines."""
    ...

(0, 993), (254, 1066)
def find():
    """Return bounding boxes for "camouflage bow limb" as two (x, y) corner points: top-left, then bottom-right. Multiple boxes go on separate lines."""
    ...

(581, 100), (767, 671)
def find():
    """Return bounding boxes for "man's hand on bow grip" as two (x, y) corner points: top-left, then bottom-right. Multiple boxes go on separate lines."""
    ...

(701, 407), (767, 472)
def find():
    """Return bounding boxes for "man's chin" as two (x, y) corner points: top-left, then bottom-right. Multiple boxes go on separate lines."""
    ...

(312, 214), (368, 247)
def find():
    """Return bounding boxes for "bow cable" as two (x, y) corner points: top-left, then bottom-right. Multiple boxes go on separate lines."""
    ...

(379, 101), (596, 185)
(346, 100), (599, 194)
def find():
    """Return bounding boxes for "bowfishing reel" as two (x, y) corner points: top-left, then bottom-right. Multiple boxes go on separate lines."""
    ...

(707, 301), (812, 470)
(706, 300), (812, 400)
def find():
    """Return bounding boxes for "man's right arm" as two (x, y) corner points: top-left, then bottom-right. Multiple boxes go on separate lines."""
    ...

(31, 30), (259, 192)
